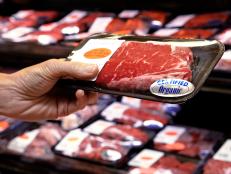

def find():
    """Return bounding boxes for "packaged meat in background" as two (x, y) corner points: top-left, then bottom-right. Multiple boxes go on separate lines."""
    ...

(7, 123), (66, 160)
(0, 10), (58, 33)
(66, 34), (224, 103)
(60, 41), (79, 47)
(60, 94), (115, 130)
(138, 10), (170, 28)
(121, 96), (181, 116)
(214, 28), (231, 45)
(60, 105), (100, 130)
(128, 149), (198, 174)
(203, 139), (231, 174)
(166, 12), (230, 28)
(105, 18), (126, 33)
(0, 115), (24, 138)
(153, 28), (217, 39)
(101, 102), (170, 130)
(39, 10), (88, 35)
(153, 125), (223, 159)
(84, 120), (151, 148)
(54, 129), (130, 166)
(214, 50), (231, 71)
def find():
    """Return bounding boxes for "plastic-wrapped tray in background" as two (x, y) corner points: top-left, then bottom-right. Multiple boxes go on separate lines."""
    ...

(101, 102), (170, 130)
(121, 96), (181, 116)
(214, 50), (231, 71)
(203, 139), (231, 174)
(214, 28), (231, 46)
(83, 119), (153, 148)
(54, 129), (131, 167)
(63, 33), (224, 103)
(6, 123), (66, 161)
(166, 12), (231, 28)
(153, 125), (224, 159)
(128, 149), (201, 174)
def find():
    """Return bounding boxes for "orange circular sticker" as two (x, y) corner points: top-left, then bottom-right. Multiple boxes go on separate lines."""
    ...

(0, 121), (9, 131)
(84, 48), (111, 59)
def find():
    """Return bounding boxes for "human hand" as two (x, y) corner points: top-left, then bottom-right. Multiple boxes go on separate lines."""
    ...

(0, 59), (98, 121)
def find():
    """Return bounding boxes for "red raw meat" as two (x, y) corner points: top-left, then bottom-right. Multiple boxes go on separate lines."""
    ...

(184, 12), (230, 28)
(96, 41), (193, 91)
(171, 29), (216, 39)
(154, 126), (219, 158)
(138, 10), (169, 25)
(204, 159), (231, 174)
(24, 123), (66, 160)
(121, 18), (149, 35)
(129, 156), (197, 174)
(105, 18), (125, 33)
(75, 135), (129, 164)
(101, 124), (149, 144)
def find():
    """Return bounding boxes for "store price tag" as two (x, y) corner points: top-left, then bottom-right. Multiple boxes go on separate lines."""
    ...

(84, 120), (114, 135)
(128, 149), (164, 168)
(119, 10), (139, 18)
(154, 125), (186, 144)
(121, 96), (141, 108)
(88, 17), (113, 33)
(55, 129), (88, 157)
(166, 14), (195, 28)
(7, 129), (39, 153)
(153, 28), (179, 37)
(101, 102), (129, 121)
(213, 139), (231, 163)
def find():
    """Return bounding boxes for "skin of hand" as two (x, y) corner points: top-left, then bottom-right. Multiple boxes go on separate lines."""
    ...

(0, 59), (98, 121)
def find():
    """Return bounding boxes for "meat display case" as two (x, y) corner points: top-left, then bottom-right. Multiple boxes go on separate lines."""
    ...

(0, 0), (231, 174)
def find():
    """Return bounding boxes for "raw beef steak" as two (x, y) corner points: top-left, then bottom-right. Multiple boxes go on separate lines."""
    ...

(96, 41), (193, 91)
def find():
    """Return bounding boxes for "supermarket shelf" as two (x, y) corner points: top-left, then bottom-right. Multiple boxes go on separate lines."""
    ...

(0, 153), (127, 174)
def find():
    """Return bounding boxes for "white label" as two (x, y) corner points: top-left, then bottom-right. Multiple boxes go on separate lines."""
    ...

(101, 102), (129, 121)
(84, 120), (114, 135)
(221, 50), (231, 60)
(89, 17), (113, 33)
(150, 79), (195, 97)
(2, 27), (34, 40)
(39, 23), (59, 31)
(166, 14), (195, 28)
(61, 113), (80, 130)
(215, 29), (231, 44)
(154, 125), (186, 144)
(7, 129), (39, 153)
(13, 10), (33, 19)
(60, 10), (87, 23)
(121, 97), (141, 108)
(55, 129), (88, 157)
(128, 149), (164, 168)
(153, 28), (179, 37)
(69, 39), (125, 79)
(119, 10), (139, 18)
(213, 139), (231, 163)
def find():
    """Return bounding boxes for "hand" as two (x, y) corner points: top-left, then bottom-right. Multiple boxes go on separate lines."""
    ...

(0, 59), (98, 121)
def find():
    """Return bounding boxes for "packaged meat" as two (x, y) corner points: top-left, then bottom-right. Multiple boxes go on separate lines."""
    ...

(1, 10), (57, 33)
(13, 30), (64, 45)
(166, 12), (230, 28)
(7, 123), (66, 160)
(153, 125), (223, 159)
(101, 102), (169, 130)
(60, 105), (100, 130)
(138, 10), (169, 27)
(54, 129), (130, 166)
(215, 50), (231, 71)
(64, 33), (224, 103)
(118, 10), (139, 19)
(105, 18), (126, 33)
(214, 28), (231, 45)
(128, 149), (198, 174)
(0, 115), (24, 138)
(84, 120), (150, 148)
(154, 28), (217, 39)
(203, 139), (231, 174)
(1, 27), (34, 41)
(121, 96), (181, 116)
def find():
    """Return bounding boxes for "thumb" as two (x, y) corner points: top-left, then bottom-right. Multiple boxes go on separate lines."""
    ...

(41, 59), (98, 80)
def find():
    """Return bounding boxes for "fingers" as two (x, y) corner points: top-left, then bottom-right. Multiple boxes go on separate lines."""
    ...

(42, 59), (98, 81)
